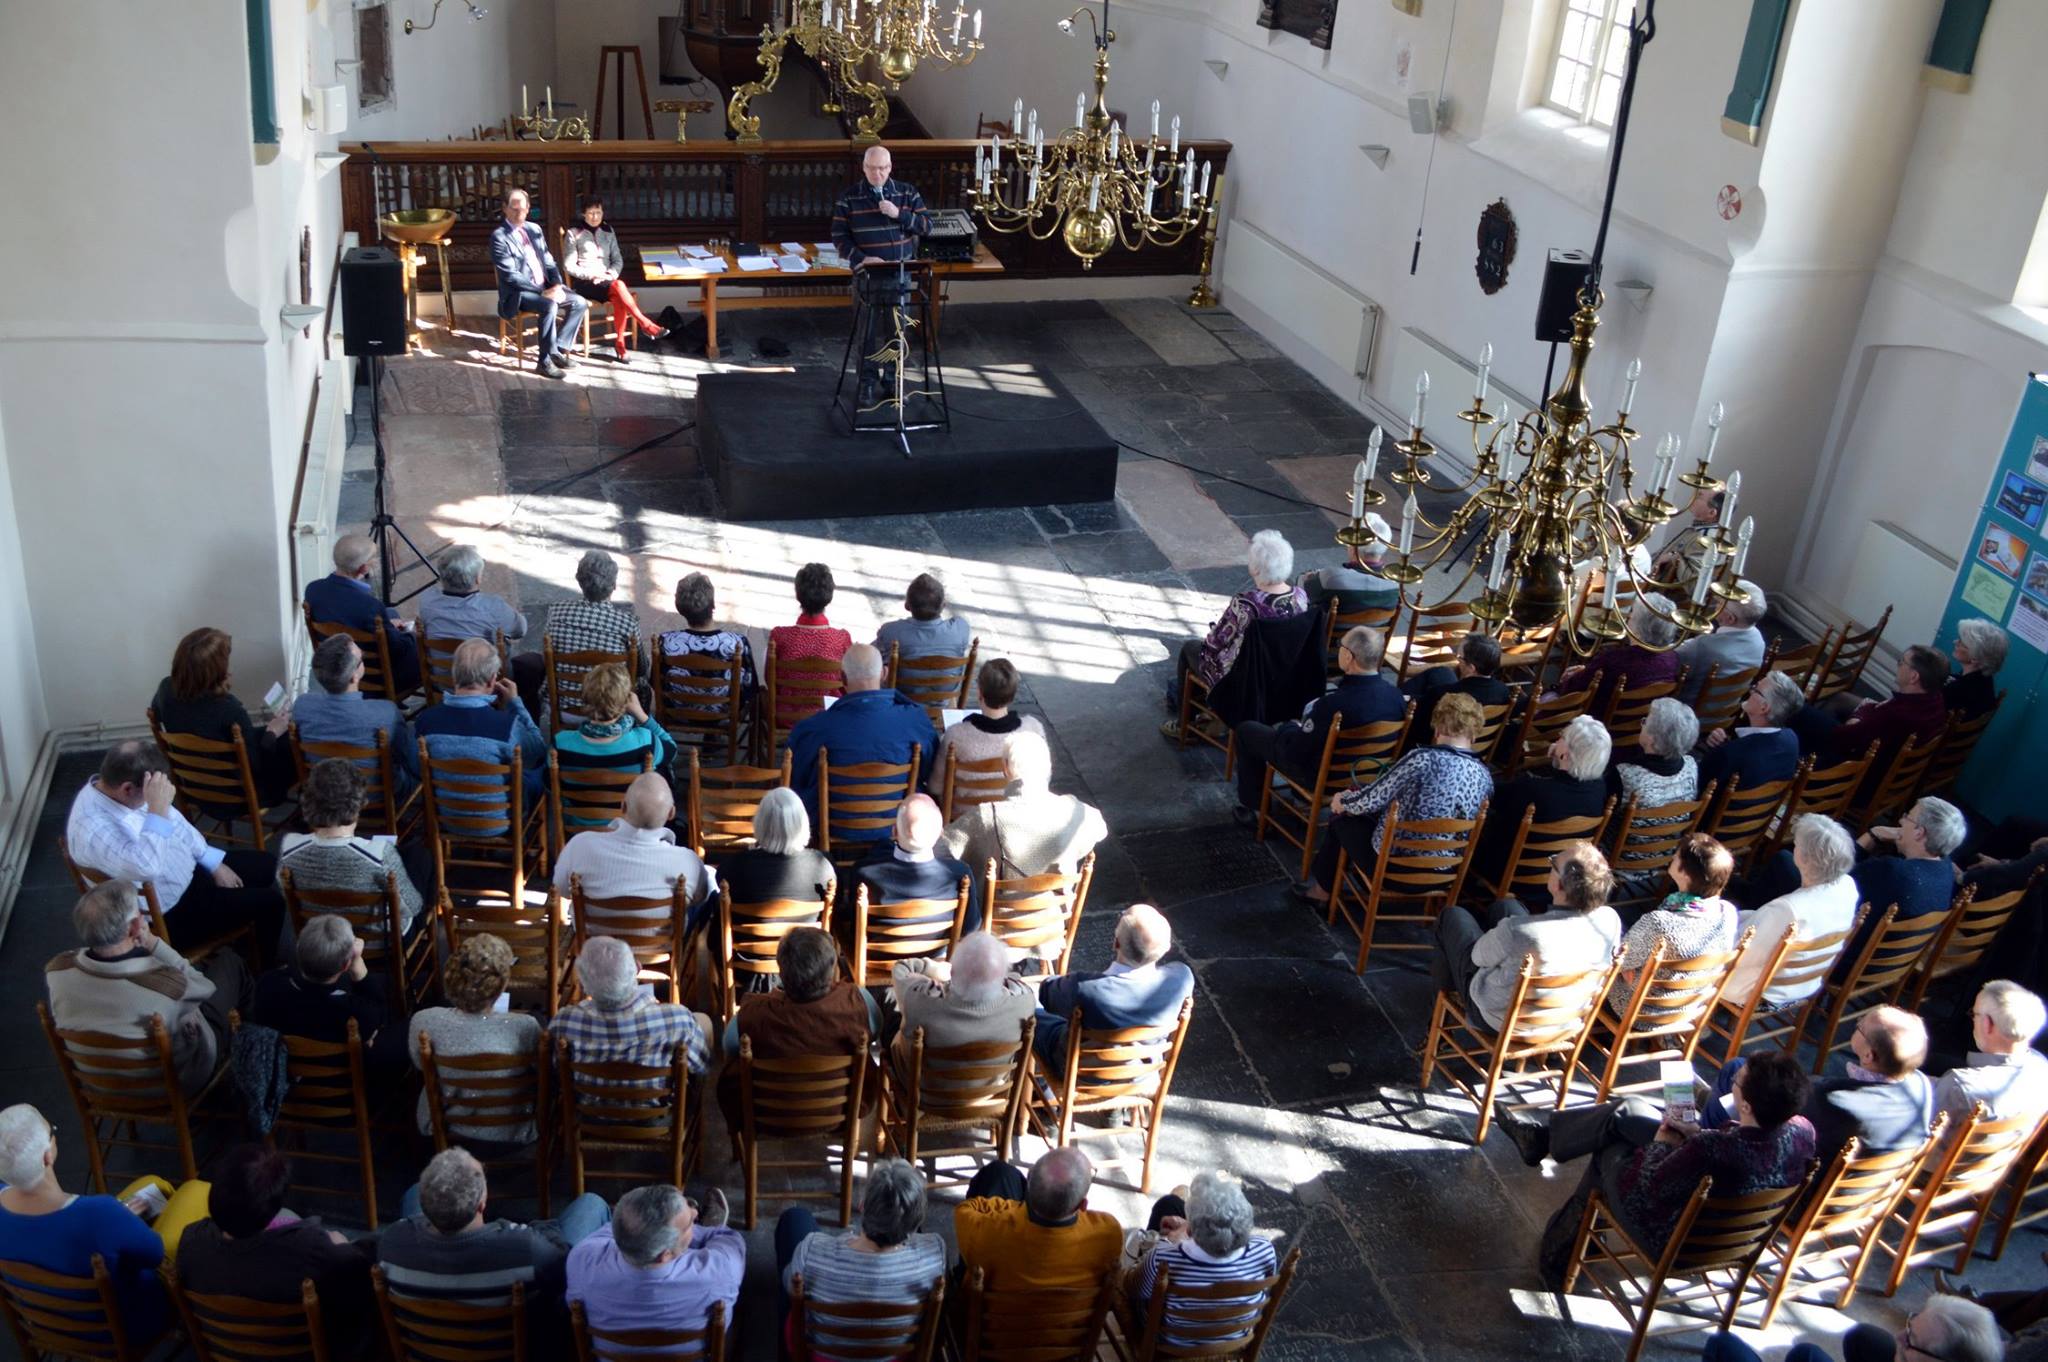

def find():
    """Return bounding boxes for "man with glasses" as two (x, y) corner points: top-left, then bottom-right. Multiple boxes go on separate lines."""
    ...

(1696, 669), (1805, 793)
(1936, 980), (2048, 1137)
(1703, 1293), (2002, 1360)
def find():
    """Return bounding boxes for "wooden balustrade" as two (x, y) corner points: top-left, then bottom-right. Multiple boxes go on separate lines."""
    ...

(340, 137), (1231, 287)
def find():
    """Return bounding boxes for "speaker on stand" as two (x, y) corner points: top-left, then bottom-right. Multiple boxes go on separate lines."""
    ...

(340, 246), (435, 606)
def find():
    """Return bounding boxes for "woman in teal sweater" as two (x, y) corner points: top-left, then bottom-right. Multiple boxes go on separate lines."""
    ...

(552, 664), (677, 831)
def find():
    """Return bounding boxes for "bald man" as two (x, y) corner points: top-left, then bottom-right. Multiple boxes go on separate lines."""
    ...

(552, 771), (713, 932)
(785, 643), (937, 845)
(955, 1146), (1122, 1292)
(856, 793), (982, 935)
(304, 534), (421, 691)
(829, 145), (933, 407)
(1033, 904), (1193, 1067)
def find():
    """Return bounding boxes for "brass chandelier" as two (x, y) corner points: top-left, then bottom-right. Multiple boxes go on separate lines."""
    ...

(729, 0), (983, 145)
(968, 0), (1212, 269)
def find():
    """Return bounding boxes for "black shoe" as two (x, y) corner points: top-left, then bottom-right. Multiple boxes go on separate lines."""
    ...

(1493, 1102), (1551, 1167)
(1289, 879), (1327, 906)
(535, 360), (565, 379)
(1231, 805), (1257, 828)
(555, 351), (578, 370)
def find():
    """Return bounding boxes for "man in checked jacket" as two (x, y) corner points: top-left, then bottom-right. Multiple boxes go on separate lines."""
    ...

(830, 144), (932, 408)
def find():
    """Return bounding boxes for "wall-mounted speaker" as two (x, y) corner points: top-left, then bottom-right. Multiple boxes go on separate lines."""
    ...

(1535, 249), (1594, 343)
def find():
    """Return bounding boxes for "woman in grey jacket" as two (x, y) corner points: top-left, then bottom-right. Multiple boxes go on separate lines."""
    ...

(563, 195), (667, 359)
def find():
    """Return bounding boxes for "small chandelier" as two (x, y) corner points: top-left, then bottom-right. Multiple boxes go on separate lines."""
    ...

(729, 0), (982, 146)
(843, 0), (984, 86)
(968, 0), (1211, 269)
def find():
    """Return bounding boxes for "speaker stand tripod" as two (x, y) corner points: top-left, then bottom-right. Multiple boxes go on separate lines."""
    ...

(363, 355), (438, 606)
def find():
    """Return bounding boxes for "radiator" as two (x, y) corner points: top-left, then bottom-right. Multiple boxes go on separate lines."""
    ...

(290, 354), (356, 683)
(1222, 220), (1381, 380)
(1382, 326), (1540, 476)
(1843, 519), (1953, 654)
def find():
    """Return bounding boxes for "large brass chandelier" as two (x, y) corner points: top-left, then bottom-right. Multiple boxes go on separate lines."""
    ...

(729, 0), (983, 145)
(968, 0), (1211, 269)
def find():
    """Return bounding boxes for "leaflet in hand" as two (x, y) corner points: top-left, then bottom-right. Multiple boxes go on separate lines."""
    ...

(1660, 1060), (1698, 1124)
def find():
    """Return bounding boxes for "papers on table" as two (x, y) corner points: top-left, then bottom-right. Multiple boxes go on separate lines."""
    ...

(645, 249), (724, 275)
(812, 242), (835, 255)
(775, 254), (810, 273)
(781, 241), (808, 254)
(735, 255), (777, 272)
(680, 244), (720, 260)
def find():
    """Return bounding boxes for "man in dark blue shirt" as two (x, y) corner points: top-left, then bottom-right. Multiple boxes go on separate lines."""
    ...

(829, 145), (932, 409)
(304, 534), (421, 692)
(1230, 624), (1404, 820)
(1831, 795), (1966, 980)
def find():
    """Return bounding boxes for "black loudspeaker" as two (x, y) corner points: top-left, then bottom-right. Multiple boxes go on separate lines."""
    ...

(1534, 248), (1594, 343)
(340, 246), (406, 356)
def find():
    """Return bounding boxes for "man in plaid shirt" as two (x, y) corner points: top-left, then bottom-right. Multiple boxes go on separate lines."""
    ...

(538, 550), (647, 711)
(550, 936), (711, 1074)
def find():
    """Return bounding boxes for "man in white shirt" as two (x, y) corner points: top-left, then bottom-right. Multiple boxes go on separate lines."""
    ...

(1937, 980), (2048, 1132)
(552, 772), (714, 935)
(1674, 583), (1768, 707)
(64, 741), (286, 963)
(1724, 814), (1861, 1010)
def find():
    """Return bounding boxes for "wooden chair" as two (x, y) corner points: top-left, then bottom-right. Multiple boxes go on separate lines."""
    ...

(419, 741), (549, 904)
(1988, 1118), (2048, 1261)
(1473, 800), (1616, 904)
(733, 1036), (870, 1229)
(569, 875), (691, 1002)
(0, 1252), (149, 1362)
(1752, 1130), (1942, 1327)
(1496, 622), (1564, 687)
(788, 1271), (944, 1362)
(1027, 996), (1193, 1194)
(1811, 606), (1891, 701)
(302, 602), (411, 705)
(1690, 663), (1758, 733)
(685, 747), (792, 857)
(882, 1019), (1035, 1183)
(497, 312), (539, 364)
(715, 880), (834, 1022)
(1172, 666), (1231, 766)
(1418, 951), (1619, 1143)
(549, 749), (654, 857)
(1905, 871), (2042, 1010)
(1605, 785), (1717, 902)
(544, 636), (642, 735)
(1583, 932), (1753, 1103)
(760, 641), (843, 760)
(818, 746), (921, 856)
(1498, 690), (1588, 778)
(1692, 916), (1862, 1072)
(1393, 600), (1471, 683)
(1109, 1246), (1301, 1362)
(1859, 1102), (2041, 1296)
(572, 1299), (725, 1362)
(39, 1004), (206, 1192)
(940, 750), (1010, 821)
(653, 648), (746, 765)
(1916, 702), (2000, 802)
(557, 1036), (697, 1197)
(1758, 747), (1878, 861)
(1469, 696), (1518, 765)
(167, 1267), (328, 1362)
(886, 639), (980, 726)
(420, 631), (507, 705)
(148, 709), (280, 851)
(418, 1032), (555, 1217)
(438, 890), (569, 1016)
(239, 1013), (383, 1228)
(1764, 631), (1832, 696)
(1324, 603), (1401, 678)
(956, 1265), (1113, 1362)
(291, 724), (420, 836)
(1700, 770), (1802, 874)
(851, 880), (969, 988)
(1602, 674), (1684, 754)
(374, 1263), (527, 1362)
(1847, 731), (1942, 831)
(1561, 1169), (1814, 1362)
(59, 838), (255, 967)
(1791, 904), (1948, 1073)
(282, 867), (438, 1016)
(1255, 705), (1414, 882)
(1328, 802), (1487, 973)
(983, 853), (1095, 975)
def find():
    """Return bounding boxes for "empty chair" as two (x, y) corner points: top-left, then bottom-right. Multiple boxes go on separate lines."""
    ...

(685, 748), (794, 858)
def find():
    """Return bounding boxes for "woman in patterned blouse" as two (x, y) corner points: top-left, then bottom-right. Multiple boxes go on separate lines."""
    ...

(1162, 531), (1307, 739)
(1608, 831), (1740, 1007)
(656, 571), (757, 698)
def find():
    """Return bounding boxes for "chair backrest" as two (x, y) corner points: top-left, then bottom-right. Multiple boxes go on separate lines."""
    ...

(1773, 1132), (1934, 1269)
(1500, 690), (1589, 777)
(1325, 603), (1401, 677)
(273, 1019), (372, 1136)
(1131, 1246), (1302, 1362)
(1921, 1102), (2040, 1207)
(1757, 915), (1863, 1011)
(652, 648), (745, 760)
(1785, 745), (1879, 826)
(1764, 632), (1831, 696)
(717, 881), (834, 1020)
(1470, 696), (1517, 765)
(899, 1018), (1034, 1126)
(1493, 800), (1616, 902)
(421, 632), (506, 706)
(570, 875), (689, 998)
(1494, 951), (1620, 1069)
(1854, 730), (1941, 827)
(1812, 607), (1891, 701)
(788, 1271), (944, 1362)
(1702, 769), (1802, 869)
(737, 1037), (868, 1143)
(1325, 705), (1415, 788)
(1608, 784), (1718, 883)
(418, 1031), (549, 1152)
(168, 1267), (328, 1362)
(1602, 674), (1684, 752)
(374, 1264), (528, 1362)
(1916, 703), (2000, 802)
(1396, 601), (1471, 683)
(572, 1298), (725, 1362)
(1049, 995), (1195, 1108)
(292, 724), (409, 835)
(765, 641), (844, 751)
(550, 750), (654, 853)
(941, 750), (1011, 821)
(421, 740), (528, 845)
(983, 853), (1095, 974)
(1831, 903), (1946, 1006)
(556, 1036), (690, 1175)
(818, 747), (922, 852)
(1608, 931), (1753, 1047)
(281, 867), (411, 1009)
(888, 641), (979, 724)
(685, 748), (793, 857)
(147, 708), (266, 838)
(958, 1265), (1112, 1362)
(1659, 1172), (1812, 1277)
(1691, 664), (1759, 733)
(852, 881), (967, 987)
(545, 636), (641, 734)
(440, 891), (566, 1013)
(1365, 801), (1487, 910)
(303, 602), (403, 703)
(38, 1003), (194, 1191)
(1916, 872), (2043, 999)
(0, 1252), (139, 1362)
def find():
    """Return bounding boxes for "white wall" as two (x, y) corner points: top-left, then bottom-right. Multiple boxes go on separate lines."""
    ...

(0, 408), (49, 812)
(349, 0), (556, 139)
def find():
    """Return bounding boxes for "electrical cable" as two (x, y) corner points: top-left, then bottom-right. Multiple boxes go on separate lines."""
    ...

(1408, 0), (1461, 275)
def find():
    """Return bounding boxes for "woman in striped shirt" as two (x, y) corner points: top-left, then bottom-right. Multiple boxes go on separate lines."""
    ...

(1133, 1170), (1279, 1350)
(780, 1158), (945, 1357)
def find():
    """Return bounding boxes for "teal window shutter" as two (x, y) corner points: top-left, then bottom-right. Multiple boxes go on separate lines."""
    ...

(247, 0), (279, 144)
(1721, 0), (1793, 146)
(1926, 0), (1992, 91)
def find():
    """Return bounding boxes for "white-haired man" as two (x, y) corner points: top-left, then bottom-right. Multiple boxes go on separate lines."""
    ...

(938, 732), (1106, 884)
(305, 533), (420, 691)
(1674, 582), (1768, 707)
(858, 793), (982, 935)
(550, 935), (712, 1074)
(554, 771), (714, 934)
(891, 930), (1036, 1075)
(1703, 1295), (2002, 1362)
(1033, 904), (1193, 1068)
(1938, 980), (2048, 1132)
(1473, 714), (1614, 905)
(414, 637), (549, 804)
(786, 643), (936, 844)
(1299, 511), (1399, 612)
(379, 1147), (611, 1303)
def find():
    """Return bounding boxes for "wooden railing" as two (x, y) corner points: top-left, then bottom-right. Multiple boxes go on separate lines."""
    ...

(339, 138), (1231, 286)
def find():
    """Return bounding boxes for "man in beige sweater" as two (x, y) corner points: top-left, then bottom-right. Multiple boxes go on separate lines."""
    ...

(890, 931), (1036, 1078)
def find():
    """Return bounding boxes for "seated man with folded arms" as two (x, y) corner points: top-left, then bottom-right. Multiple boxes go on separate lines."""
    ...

(414, 637), (549, 806)
(381, 1147), (610, 1307)
(717, 928), (880, 1130)
(550, 936), (713, 1073)
(891, 931), (1035, 1077)
(1936, 980), (2048, 1133)
(1229, 625), (1404, 824)
(567, 1183), (744, 1341)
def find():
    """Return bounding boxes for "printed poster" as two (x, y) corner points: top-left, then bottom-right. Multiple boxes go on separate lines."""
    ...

(1962, 563), (2015, 618)
(1979, 522), (2029, 579)
(1998, 471), (2048, 529)
(2029, 434), (2048, 485)
(2012, 590), (2048, 653)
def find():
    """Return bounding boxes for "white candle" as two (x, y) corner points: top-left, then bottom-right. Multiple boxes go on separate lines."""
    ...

(875, 15), (883, 42)
(973, 8), (981, 39)
(850, 0), (857, 21)
(1732, 516), (1754, 575)
(1363, 426), (1382, 483)
(1411, 370), (1431, 430)
(1621, 356), (1642, 414)
(1027, 108), (1036, 141)
(1474, 341), (1493, 401)
(1181, 174), (1191, 212)
(1703, 400), (1725, 467)
(1077, 93), (1087, 126)
(1029, 163), (1041, 200)
(1109, 121), (1120, 160)
(1143, 144), (1154, 177)
(1151, 100), (1161, 139)
(1170, 115), (1180, 157)
(1719, 469), (1741, 528)
(1691, 542), (1718, 605)
(1014, 98), (1023, 130)
(1143, 174), (1154, 214)
(1399, 492), (1418, 556)
(522, 84), (529, 115)
(1088, 174), (1101, 212)
(1600, 546), (1621, 610)
(822, 0), (832, 26)
(1199, 160), (1211, 198)
(974, 147), (985, 193)
(951, 9), (962, 42)
(1182, 147), (1194, 182)
(991, 133), (1000, 173)
(1488, 529), (1512, 592)
(1351, 461), (1367, 520)
(546, 86), (553, 117)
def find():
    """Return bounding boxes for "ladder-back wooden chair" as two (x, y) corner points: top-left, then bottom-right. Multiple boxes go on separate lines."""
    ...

(652, 648), (747, 766)
(1987, 1118), (2048, 1261)
(419, 741), (549, 904)
(572, 1299), (726, 1362)
(569, 875), (692, 1003)
(1498, 691), (1589, 778)
(418, 1031), (555, 1217)
(302, 603), (411, 705)
(0, 1252), (149, 1362)
(1794, 904), (1949, 1072)
(1764, 632), (1832, 697)
(1751, 1130), (1942, 1327)
(1758, 747), (1878, 862)
(1605, 786), (1717, 903)
(881, 1019), (1036, 1183)
(1110, 1247), (1301, 1362)
(1255, 706), (1414, 881)
(759, 642), (843, 761)
(1690, 664), (1759, 734)
(957, 1266), (1113, 1362)
(147, 710), (281, 851)
(1692, 915), (1862, 1072)
(1329, 801), (1487, 973)
(238, 1013), (382, 1227)
(983, 853), (1095, 975)
(438, 890), (569, 1016)
(1324, 603), (1401, 679)
(1027, 996), (1193, 1194)
(939, 751), (1009, 821)
(291, 725), (420, 836)
(548, 750), (653, 857)
(850, 881), (969, 988)
(373, 1264), (527, 1362)
(886, 639), (979, 727)
(715, 881), (834, 1023)
(1812, 607), (1892, 702)
(818, 746), (922, 858)
(59, 839), (253, 968)
(557, 1036), (697, 1197)
(420, 631), (507, 706)
(39, 1004), (207, 1193)
(167, 1269), (328, 1362)
(733, 1036), (870, 1229)
(788, 1272), (944, 1362)
(1469, 696), (1518, 765)
(685, 747), (791, 858)
(1583, 931), (1753, 1102)
(1393, 600), (1471, 683)
(543, 636), (642, 735)
(1859, 1102), (2040, 1296)
(1474, 800), (1616, 905)
(282, 867), (438, 1017)
(1916, 702), (2000, 802)
(1847, 731), (1942, 832)
(1906, 871), (2042, 1010)
(1700, 769), (1804, 874)
(1602, 675), (1685, 754)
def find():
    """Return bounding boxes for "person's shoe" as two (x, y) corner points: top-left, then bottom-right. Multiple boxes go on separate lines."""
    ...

(642, 325), (669, 342)
(555, 350), (578, 370)
(535, 360), (565, 379)
(1493, 1102), (1551, 1167)
(1231, 804), (1257, 828)
(1933, 1270), (1984, 1304)
(1289, 879), (1328, 906)
(1159, 718), (1183, 742)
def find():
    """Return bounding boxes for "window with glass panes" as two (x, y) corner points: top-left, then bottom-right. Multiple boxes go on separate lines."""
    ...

(1545, 0), (1631, 129)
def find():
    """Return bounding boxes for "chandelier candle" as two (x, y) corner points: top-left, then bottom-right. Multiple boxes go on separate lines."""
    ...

(1732, 516), (1754, 575)
(1702, 401), (1725, 467)
(1363, 426), (1382, 484)
(1411, 371), (1430, 432)
(1691, 541), (1718, 605)
(1488, 529), (1512, 592)
(1474, 343), (1493, 402)
(1719, 470), (1741, 529)
(1400, 491), (1418, 555)
(1601, 546), (1621, 610)
(1621, 357), (1642, 414)
(1351, 462), (1367, 519)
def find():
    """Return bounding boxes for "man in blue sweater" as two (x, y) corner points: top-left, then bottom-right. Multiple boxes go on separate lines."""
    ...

(303, 534), (421, 692)
(1831, 796), (1966, 979)
(1033, 904), (1194, 1068)
(786, 643), (935, 843)
(413, 639), (548, 808)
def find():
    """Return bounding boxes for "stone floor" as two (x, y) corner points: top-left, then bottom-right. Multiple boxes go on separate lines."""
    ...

(6, 298), (2043, 1360)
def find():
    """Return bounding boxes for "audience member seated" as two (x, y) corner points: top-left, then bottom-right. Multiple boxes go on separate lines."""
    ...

(1937, 981), (2048, 1131)
(1960, 815), (2048, 900)
(407, 933), (543, 1145)
(1431, 841), (1623, 1032)
(251, 913), (408, 1075)
(416, 544), (530, 654)
(777, 1159), (945, 1353)
(934, 658), (1046, 779)
(1608, 833), (1738, 1005)
(1810, 644), (1950, 767)
(304, 534), (421, 692)
(1498, 1051), (1814, 1286)
(1723, 814), (1861, 1012)
(176, 1144), (377, 1358)
(1401, 632), (1512, 746)
(279, 758), (425, 939)
(1650, 487), (1724, 575)
(542, 550), (648, 691)
(490, 186), (588, 380)
(149, 626), (295, 805)
(46, 880), (238, 1096)
(1298, 513), (1398, 612)
(414, 638), (548, 805)
(381, 1147), (610, 1305)
(1034, 904), (1194, 1069)
(1550, 595), (1681, 712)
(1696, 670), (1807, 791)
(1230, 624), (1404, 823)
(655, 572), (756, 697)
(891, 930), (1035, 1072)
(788, 644), (936, 839)
(717, 927), (880, 1127)
(857, 794), (983, 936)
(956, 1147), (1121, 1292)
(1130, 1171), (1279, 1349)
(553, 771), (712, 935)
(717, 787), (836, 932)
(1700, 1005), (1934, 1169)
(1472, 714), (1613, 904)
(1946, 618), (2008, 722)
(1830, 796), (1967, 971)
(874, 571), (970, 659)
(292, 634), (417, 794)
(1163, 530), (1309, 737)
(1703, 1296), (2001, 1362)
(567, 1183), (744, 1339)
(65, 740), (287, 961)
(551, 664), (677, 809)
(0, 1105), (185, 1343)
(1302, 692), (1494, 905)
(1673, 582), (1768, 707)
(561, 194), (671, 356)
(1606, 697), (1698, 814)
(768, 561), (854, 667)
(939, 732), (1106, 887)
(550, 936), (712, 1075)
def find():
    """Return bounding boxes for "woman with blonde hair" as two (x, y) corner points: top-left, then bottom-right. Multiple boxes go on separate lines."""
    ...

(406, 933), (542, 1145)
(552, 662), (677, 830)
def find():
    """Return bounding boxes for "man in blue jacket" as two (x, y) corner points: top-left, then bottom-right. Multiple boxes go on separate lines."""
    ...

(489, 188), (586, 379)
(1230, 624), (1405, 822)
(304, 535), (420, 692)
(786, 643), (936, 844)
(1033, 904), (1194, 1068)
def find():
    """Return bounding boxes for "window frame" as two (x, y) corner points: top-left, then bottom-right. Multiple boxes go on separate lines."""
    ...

(1541, 0), (1631, 131)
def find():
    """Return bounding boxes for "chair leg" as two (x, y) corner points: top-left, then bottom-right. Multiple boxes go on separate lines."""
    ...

(1418, 996), (1446, 1090)
(743, 1140), (758, 1230)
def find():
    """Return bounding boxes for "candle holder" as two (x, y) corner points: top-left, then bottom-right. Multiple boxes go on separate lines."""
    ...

(1620, 492), (1677, 538)
(1334, 517), (1381, 551)
(1709, 569), (1755, 605)
(1674, 600), (1721, 635)
(1575, 603), (1629, 643)
(1457, 400), (1497, 429)
(1468, 590), (1512, 626)
(1677, 460), (1726, 494)
(1379, 555), (1428, 586)
(511, 110), (591, 142)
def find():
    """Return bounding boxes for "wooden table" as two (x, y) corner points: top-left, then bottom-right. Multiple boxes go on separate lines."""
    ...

(637, 242), (1003, 360)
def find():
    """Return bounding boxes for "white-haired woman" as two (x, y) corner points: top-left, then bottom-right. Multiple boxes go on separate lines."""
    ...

(938, 731), (1107, 882)
(1724, 814), (1861, 1011)
(1947, 618), (2008, 721)
(1607, 697), (1699, 816)
(1553, 594), (1682, 711)
(1474, 714), (1614, 905)
(715, 788), (835, 996)
(1130, 1171), (1280, 1350)
(1163, 530), (1308, 739)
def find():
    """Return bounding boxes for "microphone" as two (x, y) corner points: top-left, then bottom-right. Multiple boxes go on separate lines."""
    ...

(873, 178), (887, 201)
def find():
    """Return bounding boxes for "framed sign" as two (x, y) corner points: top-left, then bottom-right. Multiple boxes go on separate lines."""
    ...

(1255, 0), (1340, 51)
(1476, 198), (1516, 295)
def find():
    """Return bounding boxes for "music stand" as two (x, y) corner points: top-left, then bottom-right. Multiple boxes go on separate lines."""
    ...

(832, 257), (949, 456)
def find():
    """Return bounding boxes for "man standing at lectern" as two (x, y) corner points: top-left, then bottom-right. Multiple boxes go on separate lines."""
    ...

(490, 188), (587, 380)
(830, 145), (932, 409)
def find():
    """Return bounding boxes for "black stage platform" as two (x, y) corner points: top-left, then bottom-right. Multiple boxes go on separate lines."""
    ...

(698, 369), (1119, 520)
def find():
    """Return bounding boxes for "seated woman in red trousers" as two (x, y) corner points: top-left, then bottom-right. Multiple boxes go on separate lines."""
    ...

(562, 194), (668, 359)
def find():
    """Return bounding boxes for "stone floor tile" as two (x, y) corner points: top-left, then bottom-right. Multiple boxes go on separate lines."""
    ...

(1114, 462), (1250, 572)
(1103, 298), (1237, 367)
(1052, 530), (1172, 577)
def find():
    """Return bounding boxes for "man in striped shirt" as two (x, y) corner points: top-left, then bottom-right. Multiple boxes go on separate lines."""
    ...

(830, 144), (931, 407)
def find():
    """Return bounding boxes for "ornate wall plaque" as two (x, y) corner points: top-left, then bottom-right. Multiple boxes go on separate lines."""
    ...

(1255, 0), (1340, 52)
(1476, 198), (1516, 295)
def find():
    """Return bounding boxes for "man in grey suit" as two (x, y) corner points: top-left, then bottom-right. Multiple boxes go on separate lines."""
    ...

(489, 188), (587, 379)
(1674, 581), (1768, 706)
